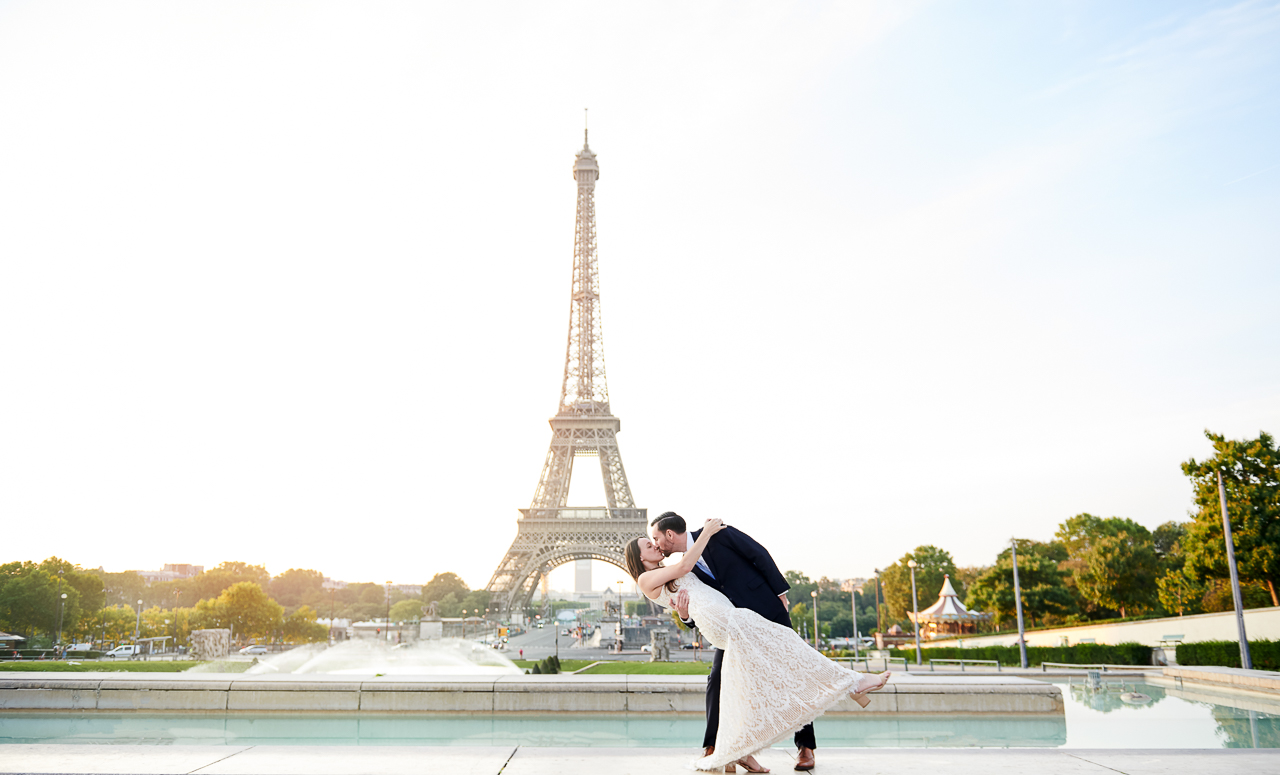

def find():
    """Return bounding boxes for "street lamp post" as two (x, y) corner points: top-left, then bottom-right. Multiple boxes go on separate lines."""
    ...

(134, 599), (143, 660)
(54, 569), (64, 651)
(872, 569), (882, 635)
(810, 590), (820, 649)
(851, 584), (861, 661)
(1010, 538), (1028, 669)
(1219, 470), (1253, 669)
(907, 560), (921, 665)
(385, 581), (392, 642)
(57, 593), (68, 655)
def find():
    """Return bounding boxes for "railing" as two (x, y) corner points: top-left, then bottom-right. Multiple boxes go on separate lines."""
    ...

(928, 658), (1000, 672)
(1040, 662), (1154, 673)
(835, 655), (909, 672)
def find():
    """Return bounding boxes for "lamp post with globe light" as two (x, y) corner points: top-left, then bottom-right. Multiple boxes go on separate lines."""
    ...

(907, 560), (921, 665)
(134, 599), (143, 660)
(811, 590), (820, 649)
(57, 593), (68, 655)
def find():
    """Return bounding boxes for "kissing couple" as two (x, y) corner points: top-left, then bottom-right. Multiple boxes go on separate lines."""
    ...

(625, 512), (890, 772)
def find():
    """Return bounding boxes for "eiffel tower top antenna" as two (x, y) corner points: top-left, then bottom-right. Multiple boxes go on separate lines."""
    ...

(562, 115), (607, 416)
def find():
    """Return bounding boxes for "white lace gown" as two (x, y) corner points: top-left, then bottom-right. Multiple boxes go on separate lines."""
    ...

(653, 572), (867, 771)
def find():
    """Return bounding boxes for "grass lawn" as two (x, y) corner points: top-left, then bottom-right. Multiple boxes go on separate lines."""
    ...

(510, 659), (595, 672)
(579, 661), (713, 675)
(0, 661), (205, 672)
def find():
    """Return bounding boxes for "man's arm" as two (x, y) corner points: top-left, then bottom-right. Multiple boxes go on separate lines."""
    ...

(719, 526), (791, 598)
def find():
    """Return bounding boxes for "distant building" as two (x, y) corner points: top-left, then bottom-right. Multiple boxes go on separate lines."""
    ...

(391, 584), (422, 596)
(129, 564), (205, 583)
(575, 560), (592, 593)
(322, 578), (348, 590)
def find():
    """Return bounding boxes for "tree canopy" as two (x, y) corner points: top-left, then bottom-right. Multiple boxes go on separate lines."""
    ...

(880, 546), (958, 623)
(422, 572), (469, 604)
(1181, 430), (1280, 606)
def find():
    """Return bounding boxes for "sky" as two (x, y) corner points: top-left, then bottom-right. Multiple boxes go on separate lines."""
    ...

(2, 1), (1278, 594)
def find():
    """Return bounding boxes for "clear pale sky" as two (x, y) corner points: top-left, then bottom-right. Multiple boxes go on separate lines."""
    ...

(2, 2), (1277, 593)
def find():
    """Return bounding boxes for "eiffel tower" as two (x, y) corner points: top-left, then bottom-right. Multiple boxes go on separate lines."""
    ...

(485, 131), (646, 619)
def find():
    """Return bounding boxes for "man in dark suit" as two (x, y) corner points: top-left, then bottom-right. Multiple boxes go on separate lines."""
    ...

(651, 511), (817, 772)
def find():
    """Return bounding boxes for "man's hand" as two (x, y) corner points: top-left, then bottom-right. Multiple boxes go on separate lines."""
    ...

(675, 589), (691, 620)
(779, 592), (790, 611)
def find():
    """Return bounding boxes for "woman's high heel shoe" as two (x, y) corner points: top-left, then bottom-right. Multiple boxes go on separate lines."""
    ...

(850, 671), (892, 708)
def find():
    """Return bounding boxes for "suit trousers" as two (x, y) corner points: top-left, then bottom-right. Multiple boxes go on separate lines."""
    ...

(703, 647), (817, 751)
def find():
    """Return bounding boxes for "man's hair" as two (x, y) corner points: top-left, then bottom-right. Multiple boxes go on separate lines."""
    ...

(651, 511), (686, 535)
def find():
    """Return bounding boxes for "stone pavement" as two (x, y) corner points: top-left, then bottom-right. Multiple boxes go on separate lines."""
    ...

(1, 746), (1278, 775)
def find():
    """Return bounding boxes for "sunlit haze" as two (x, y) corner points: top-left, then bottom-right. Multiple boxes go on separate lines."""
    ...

(2, 2), (1277, 592)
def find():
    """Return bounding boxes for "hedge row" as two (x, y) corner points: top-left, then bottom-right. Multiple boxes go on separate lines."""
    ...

(4, 649), (104, 660)
(1175, 640), (1280, 671)
(859, 642), (1153, 667)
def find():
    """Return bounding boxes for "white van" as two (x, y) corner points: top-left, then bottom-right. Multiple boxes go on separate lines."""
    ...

(103, 645), (139, 659)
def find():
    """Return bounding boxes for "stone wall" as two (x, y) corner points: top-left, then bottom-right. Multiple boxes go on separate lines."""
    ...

(926, 606), (1280, 649)
(189, 629), (231, 661)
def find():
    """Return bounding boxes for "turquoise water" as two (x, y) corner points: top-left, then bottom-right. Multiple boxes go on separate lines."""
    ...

(2, 681), (1276, 748)
(0, 713), (1066, 747)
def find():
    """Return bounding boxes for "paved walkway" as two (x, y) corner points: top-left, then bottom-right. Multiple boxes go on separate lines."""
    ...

(1, 746), (1276, 774)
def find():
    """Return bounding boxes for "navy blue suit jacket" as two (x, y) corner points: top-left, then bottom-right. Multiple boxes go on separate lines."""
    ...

(685, 526), (792, 631)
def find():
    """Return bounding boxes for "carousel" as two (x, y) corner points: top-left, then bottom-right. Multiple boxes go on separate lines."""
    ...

(907, 574), (991, 638)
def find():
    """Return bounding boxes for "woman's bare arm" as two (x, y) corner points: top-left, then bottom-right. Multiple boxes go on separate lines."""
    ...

(638, 519), (725, 599)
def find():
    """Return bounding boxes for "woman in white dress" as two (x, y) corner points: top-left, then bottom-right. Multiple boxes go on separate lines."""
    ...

(624, 519), (890, 772)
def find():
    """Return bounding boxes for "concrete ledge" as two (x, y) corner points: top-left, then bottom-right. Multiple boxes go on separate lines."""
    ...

(0, 672), (1062, 714)
(1164, 665), (1280, 693)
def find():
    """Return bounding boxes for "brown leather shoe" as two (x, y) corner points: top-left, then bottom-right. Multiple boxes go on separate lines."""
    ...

(794, 747), (815, 771)
(704, 747), (736, 773)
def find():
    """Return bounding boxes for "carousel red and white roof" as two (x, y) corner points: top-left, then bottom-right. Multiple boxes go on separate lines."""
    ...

(908, 575), (990, 622)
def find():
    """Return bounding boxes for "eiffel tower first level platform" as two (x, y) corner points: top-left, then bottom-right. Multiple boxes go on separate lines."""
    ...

(485, 131), (646, 618)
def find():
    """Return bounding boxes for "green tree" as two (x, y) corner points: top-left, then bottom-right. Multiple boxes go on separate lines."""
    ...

(0, 563), (59, 638)
(460, 589), (491, 616)
(967, 553), (1074, 629)
(389, 599), (423, 622)
(1055, 514), (1151, 557)
(1157, 566), (1206, 617)
(789, 602), (810, 633)
(1056, 515), (1152, 618)
(435, 592), (463, 618)
(270, 569), (326, 608)
(283, 605), (329, 643)
(422, 573), (469, 605)
(1181, 430), (1280, 606)
(880, 546), (958, 623)
(192, 562), (271, 602)
(192, 581), (284, 641)
(92, 570), (147, 608)
(1075, 531), (1159, 618)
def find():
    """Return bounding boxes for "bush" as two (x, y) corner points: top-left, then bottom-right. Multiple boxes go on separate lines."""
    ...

(1176, 640), (1280, 670)
(530, 663), (542, 674)
(915, 642), (1151, 667)
(538, 657), (559, 674)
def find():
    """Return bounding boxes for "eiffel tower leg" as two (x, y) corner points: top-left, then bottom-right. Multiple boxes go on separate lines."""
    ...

(598, 430), (635, 511)
(531, 437), (573, 510)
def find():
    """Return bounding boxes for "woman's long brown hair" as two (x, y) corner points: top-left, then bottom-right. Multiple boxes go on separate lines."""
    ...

(624, 537), (679, 594)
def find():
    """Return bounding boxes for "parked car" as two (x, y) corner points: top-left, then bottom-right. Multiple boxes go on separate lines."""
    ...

(239, 645), (269, 655)
(680, 642), (703, 649)
(66, 643), (94, 652)
(640, 645), (652, 653)
(103, 645), (139, 659)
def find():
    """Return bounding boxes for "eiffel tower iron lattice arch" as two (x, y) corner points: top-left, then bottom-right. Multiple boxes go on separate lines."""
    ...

(485, 132), (647, 618)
